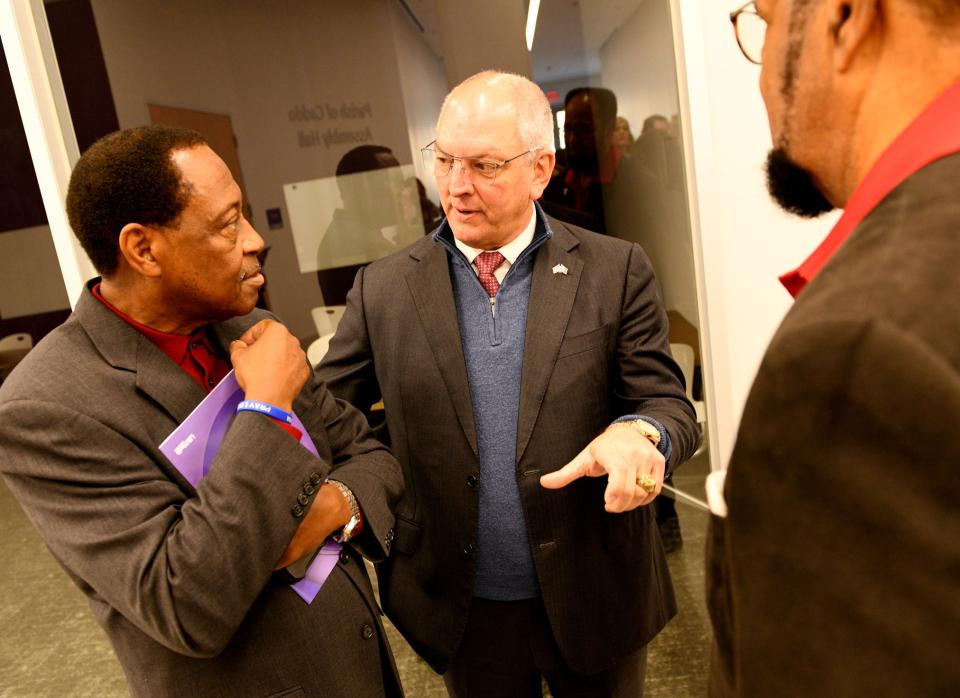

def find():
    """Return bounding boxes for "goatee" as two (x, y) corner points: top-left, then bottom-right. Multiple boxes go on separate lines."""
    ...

(765, 147), (834, 218)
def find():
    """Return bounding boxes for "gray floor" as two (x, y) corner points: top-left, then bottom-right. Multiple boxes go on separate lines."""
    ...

(0, 453), (711, 697)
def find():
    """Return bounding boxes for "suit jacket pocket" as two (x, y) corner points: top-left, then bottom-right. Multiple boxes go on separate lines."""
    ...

(556, 323), (611, 359)
(391, 514), (422, 555)
(603, 505), (654, 550)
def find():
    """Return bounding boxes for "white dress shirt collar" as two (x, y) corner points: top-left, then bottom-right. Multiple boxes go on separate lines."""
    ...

(452, 206), (537, 267)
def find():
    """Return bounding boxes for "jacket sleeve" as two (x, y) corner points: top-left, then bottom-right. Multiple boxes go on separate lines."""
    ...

(316, 265), (383, 416)
(0, 371), (400, 658)
(296, 373), (402, 562)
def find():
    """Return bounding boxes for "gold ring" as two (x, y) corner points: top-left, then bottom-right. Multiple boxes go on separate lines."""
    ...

(636, 474), (657, 494)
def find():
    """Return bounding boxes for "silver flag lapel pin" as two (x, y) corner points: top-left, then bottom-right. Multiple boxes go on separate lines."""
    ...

(552, 264), (568, 275)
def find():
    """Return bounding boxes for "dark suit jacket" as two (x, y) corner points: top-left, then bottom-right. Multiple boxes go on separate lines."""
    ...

(708, 154), (960, 696)
(0, 283), (404, 698)
(317, 211), (700, 675)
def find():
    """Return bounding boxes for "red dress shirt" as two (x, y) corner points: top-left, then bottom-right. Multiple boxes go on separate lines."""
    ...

(780, 80), (960, 297)
(92, 284), (300, 439)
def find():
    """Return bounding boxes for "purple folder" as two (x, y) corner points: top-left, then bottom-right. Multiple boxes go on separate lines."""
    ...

(159, 370), (339, 603)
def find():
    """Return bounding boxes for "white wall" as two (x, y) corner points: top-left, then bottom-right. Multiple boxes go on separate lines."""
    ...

(0, 225), (69, 318)
(89, 0), (426, 340)
(600, 0), (680, 130)
(674, 1), (839, 467)
(436, 0), (532, 85)
(388, 0), (449, 204)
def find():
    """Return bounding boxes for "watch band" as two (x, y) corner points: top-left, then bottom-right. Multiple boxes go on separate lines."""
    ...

(326, 479), (360, 543)
(626, 418), (661, 447)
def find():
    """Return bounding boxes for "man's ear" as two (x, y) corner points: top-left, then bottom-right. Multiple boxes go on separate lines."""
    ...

(117, 223), (162, 278)
(530, 150), (557, 200)
(832, 0), (881, 73)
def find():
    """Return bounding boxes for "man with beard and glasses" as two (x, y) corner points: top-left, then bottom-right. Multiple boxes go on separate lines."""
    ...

(0, 126), (403, 697)
(710, 1), (960, 695)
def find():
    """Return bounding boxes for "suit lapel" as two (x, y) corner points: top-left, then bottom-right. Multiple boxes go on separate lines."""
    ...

(516, 222), (582, 463)
(405, 243), (479, 455)
(75, 287), (205, 426)
(134, 344), (208, 425)
(76, 285), (266, 427)
(140, 313), (258, 424)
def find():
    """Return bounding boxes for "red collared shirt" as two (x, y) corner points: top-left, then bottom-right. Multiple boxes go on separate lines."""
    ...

(780, 80), (960, 297)
(92, 284), (301, 439)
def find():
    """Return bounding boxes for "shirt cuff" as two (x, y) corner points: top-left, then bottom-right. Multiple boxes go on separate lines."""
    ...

(612, 415), (672, 460)
(273, 420), (303, 441)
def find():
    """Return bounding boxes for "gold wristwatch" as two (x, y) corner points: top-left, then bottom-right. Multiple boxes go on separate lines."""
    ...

(625, 418), (661, 448)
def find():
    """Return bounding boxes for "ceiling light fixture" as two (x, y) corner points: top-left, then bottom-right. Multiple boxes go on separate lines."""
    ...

(525, 0), (541, 51)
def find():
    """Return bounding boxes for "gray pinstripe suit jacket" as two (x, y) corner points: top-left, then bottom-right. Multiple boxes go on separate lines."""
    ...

(0, 283), (404, 697)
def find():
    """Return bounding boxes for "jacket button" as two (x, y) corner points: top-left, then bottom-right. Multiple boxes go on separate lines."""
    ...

(339, 551), (350, 565)
(302, 482), (316, 496)
(309, 471), (322, 485)
(291, 504), (305, 518)
(297, 492), (310, 506)
(462, 543), (474, 558)
(466, 474), (478, 489)
(361, 623), (374, 640)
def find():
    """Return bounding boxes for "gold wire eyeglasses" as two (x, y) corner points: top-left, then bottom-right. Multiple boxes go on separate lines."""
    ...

(421, 141), (541, 184)
(730, 2), (767, 65)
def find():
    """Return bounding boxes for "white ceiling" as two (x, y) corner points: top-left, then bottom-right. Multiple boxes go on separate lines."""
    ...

(396, 0), (646, 85)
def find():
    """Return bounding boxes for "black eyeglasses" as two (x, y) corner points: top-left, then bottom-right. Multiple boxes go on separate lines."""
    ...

(421, 141), (541, 184)
(730, 2), (766, 65)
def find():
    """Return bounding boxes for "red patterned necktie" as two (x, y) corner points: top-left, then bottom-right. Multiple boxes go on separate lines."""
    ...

(475, 251), (505, 298)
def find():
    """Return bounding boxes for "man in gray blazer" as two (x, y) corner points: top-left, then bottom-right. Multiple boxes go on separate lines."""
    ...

(712, 1), (960, 695)
(317, 71), (699, 696)
(0, 126), (404, 697)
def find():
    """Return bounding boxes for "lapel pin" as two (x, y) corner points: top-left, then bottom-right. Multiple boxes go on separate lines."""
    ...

(552, 264), (568, 275)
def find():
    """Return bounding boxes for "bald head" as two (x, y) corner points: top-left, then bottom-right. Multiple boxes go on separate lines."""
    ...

(432, 71), (556, 251)
(438, 71), (554, 154)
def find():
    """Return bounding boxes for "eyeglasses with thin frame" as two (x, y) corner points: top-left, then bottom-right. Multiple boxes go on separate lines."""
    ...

(730, 2), (767, 65)
(421, 141), (542, 184)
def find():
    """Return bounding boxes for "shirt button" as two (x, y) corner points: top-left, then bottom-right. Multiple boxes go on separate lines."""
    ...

(462, 543), (474, 558)
(361, 624), (374, 640)
(466, 474), (478, 489)
(207, 378), (215, 387)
